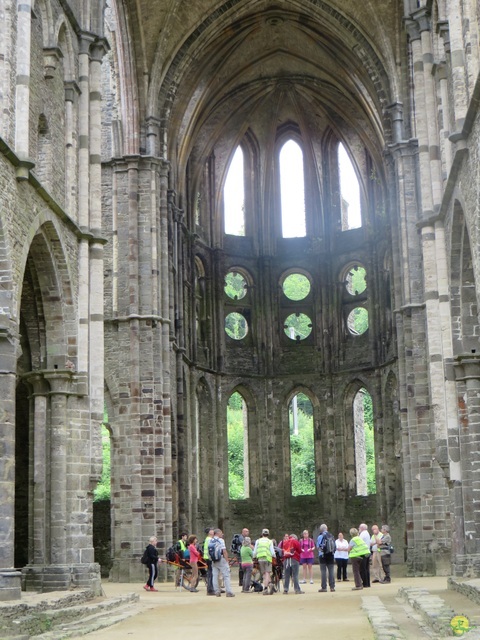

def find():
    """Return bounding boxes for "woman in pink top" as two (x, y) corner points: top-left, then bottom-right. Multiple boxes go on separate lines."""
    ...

(187, 534), (200, 592)
(299, 529), (315, 584)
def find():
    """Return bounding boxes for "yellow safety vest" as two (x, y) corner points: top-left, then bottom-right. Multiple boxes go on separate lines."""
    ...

(349, 536), (370, 558)
(256, 537), (273, 562)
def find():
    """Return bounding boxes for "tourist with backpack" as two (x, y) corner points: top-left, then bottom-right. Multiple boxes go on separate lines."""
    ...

(316, 524), (336, 593)
(142, 536), (159, 592)
(209, 528), (235, 597)
(231, 527), (249, 586)
(203, 527), (215, 595)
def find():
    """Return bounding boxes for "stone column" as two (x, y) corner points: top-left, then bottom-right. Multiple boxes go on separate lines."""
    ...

(0, 327), (21, 600)
(453, 356), (480, 574)
(14, 0), (34, 180)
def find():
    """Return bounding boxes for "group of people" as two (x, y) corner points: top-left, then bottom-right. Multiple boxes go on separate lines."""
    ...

(142, 522), (393, 596)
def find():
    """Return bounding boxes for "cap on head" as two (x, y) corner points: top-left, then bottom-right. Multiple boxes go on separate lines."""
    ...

(262, 528), (270, 536)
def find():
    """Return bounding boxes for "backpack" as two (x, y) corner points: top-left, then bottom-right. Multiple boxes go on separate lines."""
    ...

(321, 533), (336, 555)
(208, 537), (223, 562)
(141, 548), (149, 565)
(166, 546), (178, 562)
(231, 533), (242, 555)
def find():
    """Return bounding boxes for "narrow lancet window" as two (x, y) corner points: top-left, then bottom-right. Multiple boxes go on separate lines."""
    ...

(224, 146), (245, 236)
(353, 388), (376, 495)
(227, 391), (249, 499)
(338, 142), (361, 230)
(289, 393), (315, 495)
(280, 140), (306, 238)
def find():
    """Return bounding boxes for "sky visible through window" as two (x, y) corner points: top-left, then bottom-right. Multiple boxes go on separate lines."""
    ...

(338, 142), (362, 229)
(224, 141), (361, 234)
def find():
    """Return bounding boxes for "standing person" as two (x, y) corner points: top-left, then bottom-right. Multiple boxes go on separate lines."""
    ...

(177, 532), (190, 561)
(253, 528), (275, 594)
(240, 536), (254, 592)
(348, 527), (370, 591)
(317, 524), (336, 593)
(210, 528), (235, 597)
(358, 523), (371, 587)
(299, 529), (315, 584)
(143, 536), (159, 592)
(278, 533), (290, 556)
(370, 524), (384, 583)
(232, 527), (250, 587)
(282, 534), (304, 594)
(203, 527), (215, 595)
(187, 534), (200, 592)
(334, 532), (349, 582)
(379, 525), (392, 583)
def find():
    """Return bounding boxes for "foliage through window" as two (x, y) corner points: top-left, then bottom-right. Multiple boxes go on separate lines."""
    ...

(227, 392), (249, 499)
(282, 273), (311, 300)
(345, 265), (367, 295)
(94, 412), (111, 502)
(225, 312), (248, 340)
(284, 313), (312, 340)
(347, 307), (368, 335)
(225, 271), (247, 300)
(353, 388), (376, 495)
(289, 393), (315, 496)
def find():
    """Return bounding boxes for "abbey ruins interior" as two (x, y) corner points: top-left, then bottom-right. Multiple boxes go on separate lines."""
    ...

(1, 0), (480, 600)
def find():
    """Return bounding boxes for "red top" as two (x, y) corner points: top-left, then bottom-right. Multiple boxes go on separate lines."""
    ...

(283, 537), (301, 563)
(188, 544), (200, 563)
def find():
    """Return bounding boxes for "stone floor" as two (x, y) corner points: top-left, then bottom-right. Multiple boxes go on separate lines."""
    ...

(59, 565), (480, 640)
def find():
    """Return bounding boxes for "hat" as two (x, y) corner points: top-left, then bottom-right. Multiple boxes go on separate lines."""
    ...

(262, 528), (270, 535)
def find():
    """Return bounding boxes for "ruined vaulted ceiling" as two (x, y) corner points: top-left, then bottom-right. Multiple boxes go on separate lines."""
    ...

(114, 0), (405, 163)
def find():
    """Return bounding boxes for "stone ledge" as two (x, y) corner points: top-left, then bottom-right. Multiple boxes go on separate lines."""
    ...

(362, 595), (406, 639)
(398, 586), (455, 635)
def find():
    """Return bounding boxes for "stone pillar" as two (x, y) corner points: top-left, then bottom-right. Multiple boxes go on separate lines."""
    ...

(0, 327), (21, 600)
(14, 0), (34, 180)
(453, 356), (480, 575)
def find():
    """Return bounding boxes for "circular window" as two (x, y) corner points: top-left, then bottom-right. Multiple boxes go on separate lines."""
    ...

(225, 312), (248, 340)
(282, 273), (311, 301)
(284, 313), (312, 340)
(347, 307), (368, 335)
(225, 271), (247, 300)
(345, 265), (367, 295)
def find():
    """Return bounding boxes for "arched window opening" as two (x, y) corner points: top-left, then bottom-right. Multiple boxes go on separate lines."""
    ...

(280, 140), (306, 238)
(289, 393), (315, 496)
(353, 388), (376, 496)
(338, 142), (361, 230)
(227, 392), (249, 499)
(224, 146), (245, 236)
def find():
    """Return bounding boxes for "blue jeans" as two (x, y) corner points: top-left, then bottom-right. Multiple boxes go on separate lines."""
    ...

(283, 558), (301, 592)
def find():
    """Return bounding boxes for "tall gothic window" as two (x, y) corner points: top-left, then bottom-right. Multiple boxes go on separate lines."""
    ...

(353, 388), (376, 495)
(338, 142), (362, 230)
(289, 393), (315, 495)
(227, 391), (249, 499)
(280, 139), (306, 238)
(224, 146), (245, 236)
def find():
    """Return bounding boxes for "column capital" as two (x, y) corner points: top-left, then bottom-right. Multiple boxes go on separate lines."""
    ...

(454, 355), (480, 381)
(43, 47), (63, 79)
(64, 80), (81, 103)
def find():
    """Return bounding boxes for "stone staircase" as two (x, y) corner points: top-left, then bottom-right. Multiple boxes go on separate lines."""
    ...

(362, 578), (480, 639)
(0, 588), (140, 639)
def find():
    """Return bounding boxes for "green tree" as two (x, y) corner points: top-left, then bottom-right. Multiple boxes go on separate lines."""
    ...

(227, 393), (246, 499)
(289, 395), (316, 496)
(94, 421), (111, 501)
(362, 391), (376, 494)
